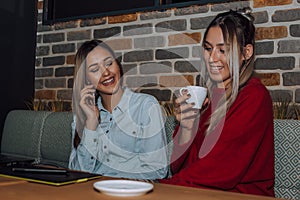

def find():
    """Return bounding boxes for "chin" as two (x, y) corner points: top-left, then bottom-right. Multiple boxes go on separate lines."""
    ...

(99, 85), (121, 95)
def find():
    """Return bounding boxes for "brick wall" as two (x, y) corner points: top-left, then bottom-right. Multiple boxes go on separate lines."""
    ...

(35, 0), (300, 111)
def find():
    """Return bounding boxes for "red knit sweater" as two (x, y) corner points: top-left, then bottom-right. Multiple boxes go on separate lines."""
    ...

(160, 78), (275, 197)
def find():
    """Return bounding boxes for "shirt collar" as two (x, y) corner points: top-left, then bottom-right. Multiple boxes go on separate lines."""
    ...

(97, 87), (132, 113)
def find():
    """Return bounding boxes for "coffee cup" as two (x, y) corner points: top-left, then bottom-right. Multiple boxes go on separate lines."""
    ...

(179, 86), (207, 109)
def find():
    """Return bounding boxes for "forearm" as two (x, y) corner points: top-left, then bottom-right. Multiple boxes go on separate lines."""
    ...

(69, 128), (100, 172)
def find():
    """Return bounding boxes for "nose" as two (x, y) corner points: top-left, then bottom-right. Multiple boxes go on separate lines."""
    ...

(209, 48), (219, 63)
(101, 66), (111, 77)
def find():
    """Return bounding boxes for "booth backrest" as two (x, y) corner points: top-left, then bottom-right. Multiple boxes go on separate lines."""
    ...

(1, 110), (72, 168)
(0, 110), (299, 199)
(273, 119), (300, 200)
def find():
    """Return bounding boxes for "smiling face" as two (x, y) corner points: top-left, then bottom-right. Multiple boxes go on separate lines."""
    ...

(203, 26), (232, 88)
(85, 46), (122, 96)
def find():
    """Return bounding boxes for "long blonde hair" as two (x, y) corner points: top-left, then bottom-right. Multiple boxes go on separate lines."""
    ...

(202, 8), (256, 135)
(72, 40), (122, 147)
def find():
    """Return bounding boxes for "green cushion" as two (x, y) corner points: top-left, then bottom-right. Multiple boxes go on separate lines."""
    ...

(40, 111), (73, 168)
(274, 119), (300, 200)
(1, 110), (51, 160)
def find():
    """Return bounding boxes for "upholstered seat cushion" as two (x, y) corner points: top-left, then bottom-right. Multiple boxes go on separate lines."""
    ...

(274, 119), (300, 200)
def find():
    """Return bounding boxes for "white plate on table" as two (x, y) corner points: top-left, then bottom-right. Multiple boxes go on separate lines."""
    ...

(93, 180), (153, 197)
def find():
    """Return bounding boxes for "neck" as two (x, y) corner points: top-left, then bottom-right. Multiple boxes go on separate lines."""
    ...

(101, 87), (124, 113)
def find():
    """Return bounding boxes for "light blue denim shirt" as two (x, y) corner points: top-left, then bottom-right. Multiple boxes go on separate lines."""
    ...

(69, 87), (168, 180)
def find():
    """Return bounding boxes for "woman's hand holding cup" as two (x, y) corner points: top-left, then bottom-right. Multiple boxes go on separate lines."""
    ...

(174, 86), (208, 130)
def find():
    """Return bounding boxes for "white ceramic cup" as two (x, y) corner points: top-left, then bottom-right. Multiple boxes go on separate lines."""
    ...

(179, 86), (207, 109)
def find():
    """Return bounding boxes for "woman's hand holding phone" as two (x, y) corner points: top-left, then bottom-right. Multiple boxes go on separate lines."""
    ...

(79, 84), (99, 131)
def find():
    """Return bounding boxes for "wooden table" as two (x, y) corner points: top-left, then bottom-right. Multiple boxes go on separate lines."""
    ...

(0, 176), (282, 200)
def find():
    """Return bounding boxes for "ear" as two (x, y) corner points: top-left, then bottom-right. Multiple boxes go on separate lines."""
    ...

(243, 44), (253, 60)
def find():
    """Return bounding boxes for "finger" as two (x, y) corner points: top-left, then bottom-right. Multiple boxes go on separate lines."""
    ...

(174, 94), (190, 105)
(175, 109), (199, 122)
(80, 88), (96, 98)
(179, 102), (195, 113)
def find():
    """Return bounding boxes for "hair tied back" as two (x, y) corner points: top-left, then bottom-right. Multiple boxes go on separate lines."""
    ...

(236, 7), (254, 22)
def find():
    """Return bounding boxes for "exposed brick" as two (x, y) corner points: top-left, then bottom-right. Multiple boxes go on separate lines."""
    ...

(37, 24), (52, 32)
(34, 1), (300, 106)
(115, 53), (123, 61)
(269, 89), (293, 102)
(54, 21), (78, 30)
(272, 8), (300, 22)
(123, 50), (153, 62)
(108, 14), (137, 24)
(35, 90), (56, 100)
(253, 11), (269, 24)
(160, 75), (194, 87)
(290, 24), (300, 37)
(57, 89), (73, 100)
(35, 68), (53, 78)
(125, 76), (158, 88)
(140, 10), (171, 20)
(67, 78), (73, 88)
(192, 46), (205, 58)
(66, 55), (75, 65)
(175, 60), (201, 73)
(255, 26), (287, 40)
(156, 47), (189, 60)
(67, 30), (91, 41)
(156, 19), (187, 32)
(123, 23), (153, 36)
(43, 33), (65, 43)
(254, 0), (292, 7)
(122, 64), (138, 75)
(211, 1), (250, 11)
(278, 40), (300, 53)
(35, 79), (43, 90)
(94, 27), (121, 39)
(43, 56), (65, 66)
(36, 46), (50, 56)
(174, 5), (209, 16)
(256, 73), (280, 86)
(134, 36), (165, 49)
(55, 67), (74, 77)
(52, 43), (75, 54)
(140, 89), (172, 101)
(169, 32), (201, 46)
(80, 17), (106, 27)
(35, 58), (42, 67)
(191, 16), (214, 30)
(140, 61), (172, 74)
(255, 41), (274, 55)
(255, 57), (295, 70)
(36, 35), (42, 44)
(105, 39), (132, 51)
(45, 78), (67, 88)
(282, 72), (300, 86)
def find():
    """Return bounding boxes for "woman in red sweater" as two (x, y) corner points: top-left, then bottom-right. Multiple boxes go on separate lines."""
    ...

(160, 9), (275, 196)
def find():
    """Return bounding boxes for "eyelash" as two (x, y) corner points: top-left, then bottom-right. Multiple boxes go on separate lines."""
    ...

(89, 60), (113, 73)
(204, 46), (225, 54)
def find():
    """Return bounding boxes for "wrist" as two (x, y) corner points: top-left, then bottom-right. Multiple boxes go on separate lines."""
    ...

(85, 118), (98, 131)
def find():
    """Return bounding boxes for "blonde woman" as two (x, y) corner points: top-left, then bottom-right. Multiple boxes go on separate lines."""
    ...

(160, 9), (274, 196)
(69, 40), (168, 180)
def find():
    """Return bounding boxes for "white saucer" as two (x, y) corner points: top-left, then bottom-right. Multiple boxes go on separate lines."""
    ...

(93, 180), (153, 197)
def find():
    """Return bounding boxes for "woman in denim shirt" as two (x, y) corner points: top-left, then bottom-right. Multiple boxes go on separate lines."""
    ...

(69, 39), (168, 180)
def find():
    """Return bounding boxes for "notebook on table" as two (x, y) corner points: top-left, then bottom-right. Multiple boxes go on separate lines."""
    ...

(0, 165), (102, 186)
